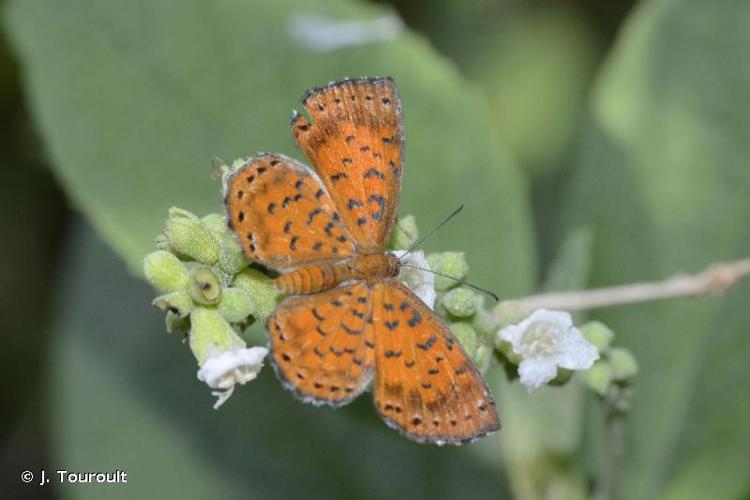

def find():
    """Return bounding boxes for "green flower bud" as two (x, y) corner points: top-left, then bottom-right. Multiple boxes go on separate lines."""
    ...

(152, 290), (194, 318)
(584, 360), (612, 396)
(608, 347), (639, 381)
(581, 321), (615, 352)
(201, 213), (229, 234)
(143, 250), (191, 292)
(389, 214), (419, 250)
(432, 291), (449, 319)
(494, 300), (531, 328)
(190, 266), (223, 305)
(233, 268), (283, 321)
(165, 310), (190, 334)
(449, 322), (478, 358)
(189, 307), (245, 365)
(442, 286), (482, 318)
(473, 345), (492, 374)
(496, 339), (523, 365)
(163, 207), (220, 265)
(217, 232), (248, 277)
(218, 287), (255, 323)
(426, 252), (469, 291)
(549, 367), (573, 386)
(472, 308), (502, 341)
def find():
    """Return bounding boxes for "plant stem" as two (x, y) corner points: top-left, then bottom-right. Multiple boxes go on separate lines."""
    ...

(503, 258), (750, 314)
(594, 404), (627, 500)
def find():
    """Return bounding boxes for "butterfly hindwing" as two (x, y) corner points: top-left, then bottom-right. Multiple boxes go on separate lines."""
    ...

(292, 77), (404, 253)
(268, 282), (376, 406)
(372, 279), (500, 444)
(225, 153), (356, 271)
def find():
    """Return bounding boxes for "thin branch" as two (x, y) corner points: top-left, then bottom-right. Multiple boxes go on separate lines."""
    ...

(505, 258), (750, 313)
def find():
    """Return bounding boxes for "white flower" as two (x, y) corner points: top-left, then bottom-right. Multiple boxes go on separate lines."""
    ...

(392, 250), (436, 309)
(498, 309), (599, 391)
(197, 346), (268, 409)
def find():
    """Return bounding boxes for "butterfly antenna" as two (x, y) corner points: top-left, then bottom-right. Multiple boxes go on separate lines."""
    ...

(398, 204), (464, 261)
(400, 263), (499, 302)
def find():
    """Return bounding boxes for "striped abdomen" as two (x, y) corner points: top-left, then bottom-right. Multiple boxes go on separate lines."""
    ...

(274, 254), (400, 295)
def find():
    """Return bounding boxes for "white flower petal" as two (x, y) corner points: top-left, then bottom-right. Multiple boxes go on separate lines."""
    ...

(497, 322), (523, 346)
(392, 250), (436, 309)
(197, 346), (268, 408)
(553, 330), (599, 370)
(518, 357), (559, 391)
(197, 346), (268, 388)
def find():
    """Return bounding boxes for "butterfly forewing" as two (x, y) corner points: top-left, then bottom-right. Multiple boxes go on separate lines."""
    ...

(292, 78), (403, 253)
(225, 153), (355, 271)
(372, 280), (500, 444)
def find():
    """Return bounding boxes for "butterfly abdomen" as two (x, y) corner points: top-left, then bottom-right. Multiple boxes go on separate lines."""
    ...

(274, 254), (400, 295)
(274, 262), (347, 295)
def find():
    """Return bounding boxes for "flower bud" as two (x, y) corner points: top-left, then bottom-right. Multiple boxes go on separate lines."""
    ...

(473, 345), (492, 374)
(232, 268), (283, 321)
(449, 322), (478, 358)
(608, 347), (639, 381)
(494, 300), (531, 328)
(143, 250), (191, 292)
(163, 207), (220, 265)
(165, 310), (190, 334)
(389, 214), (419, 250)
(442, 286), (482, 318)
(218, 287), (255, 323)
(426, 252), (469, 291)
(201, 213), (228, 234)
(581, 321), (615, 352)
(584, 360), (612, 396)
(217, 232), (248, 277)
(496, 339), (523, 365)
(190, 266), (222, 305)
(152, 290), (194, 318)
(189, 307), (244, 365)
(549, 368), (573, 386)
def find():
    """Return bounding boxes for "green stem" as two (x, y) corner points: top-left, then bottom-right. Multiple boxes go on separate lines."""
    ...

(595, 405), (627, 500)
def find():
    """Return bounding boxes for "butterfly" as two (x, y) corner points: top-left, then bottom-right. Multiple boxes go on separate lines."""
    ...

(225, 77), (500, 444)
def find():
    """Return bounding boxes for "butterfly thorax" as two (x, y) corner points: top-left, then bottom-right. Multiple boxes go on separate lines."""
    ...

(274, 253), (400, 295)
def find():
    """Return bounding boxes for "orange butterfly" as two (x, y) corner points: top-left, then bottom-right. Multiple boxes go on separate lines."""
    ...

(225, 77), (500, 444)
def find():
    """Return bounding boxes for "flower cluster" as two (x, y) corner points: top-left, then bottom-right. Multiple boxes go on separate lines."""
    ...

(144, 207), (282, 408)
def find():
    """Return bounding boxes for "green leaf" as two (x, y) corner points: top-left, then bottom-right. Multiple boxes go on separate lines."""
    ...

(49, 222), (513, 499)
(542, 226), (593, 293)
(4, 0), (534, 295)
(564, 0), (750, 498)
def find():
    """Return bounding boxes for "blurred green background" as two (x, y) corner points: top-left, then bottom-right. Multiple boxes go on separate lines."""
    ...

(2, 0), (749, 499)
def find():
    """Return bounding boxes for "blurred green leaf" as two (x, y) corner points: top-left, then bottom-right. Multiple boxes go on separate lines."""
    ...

(564, 0), (750, 498)
(467, 2), (603, 175)
(4, 0), (534, 295)
(542, 226), (593, 293)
